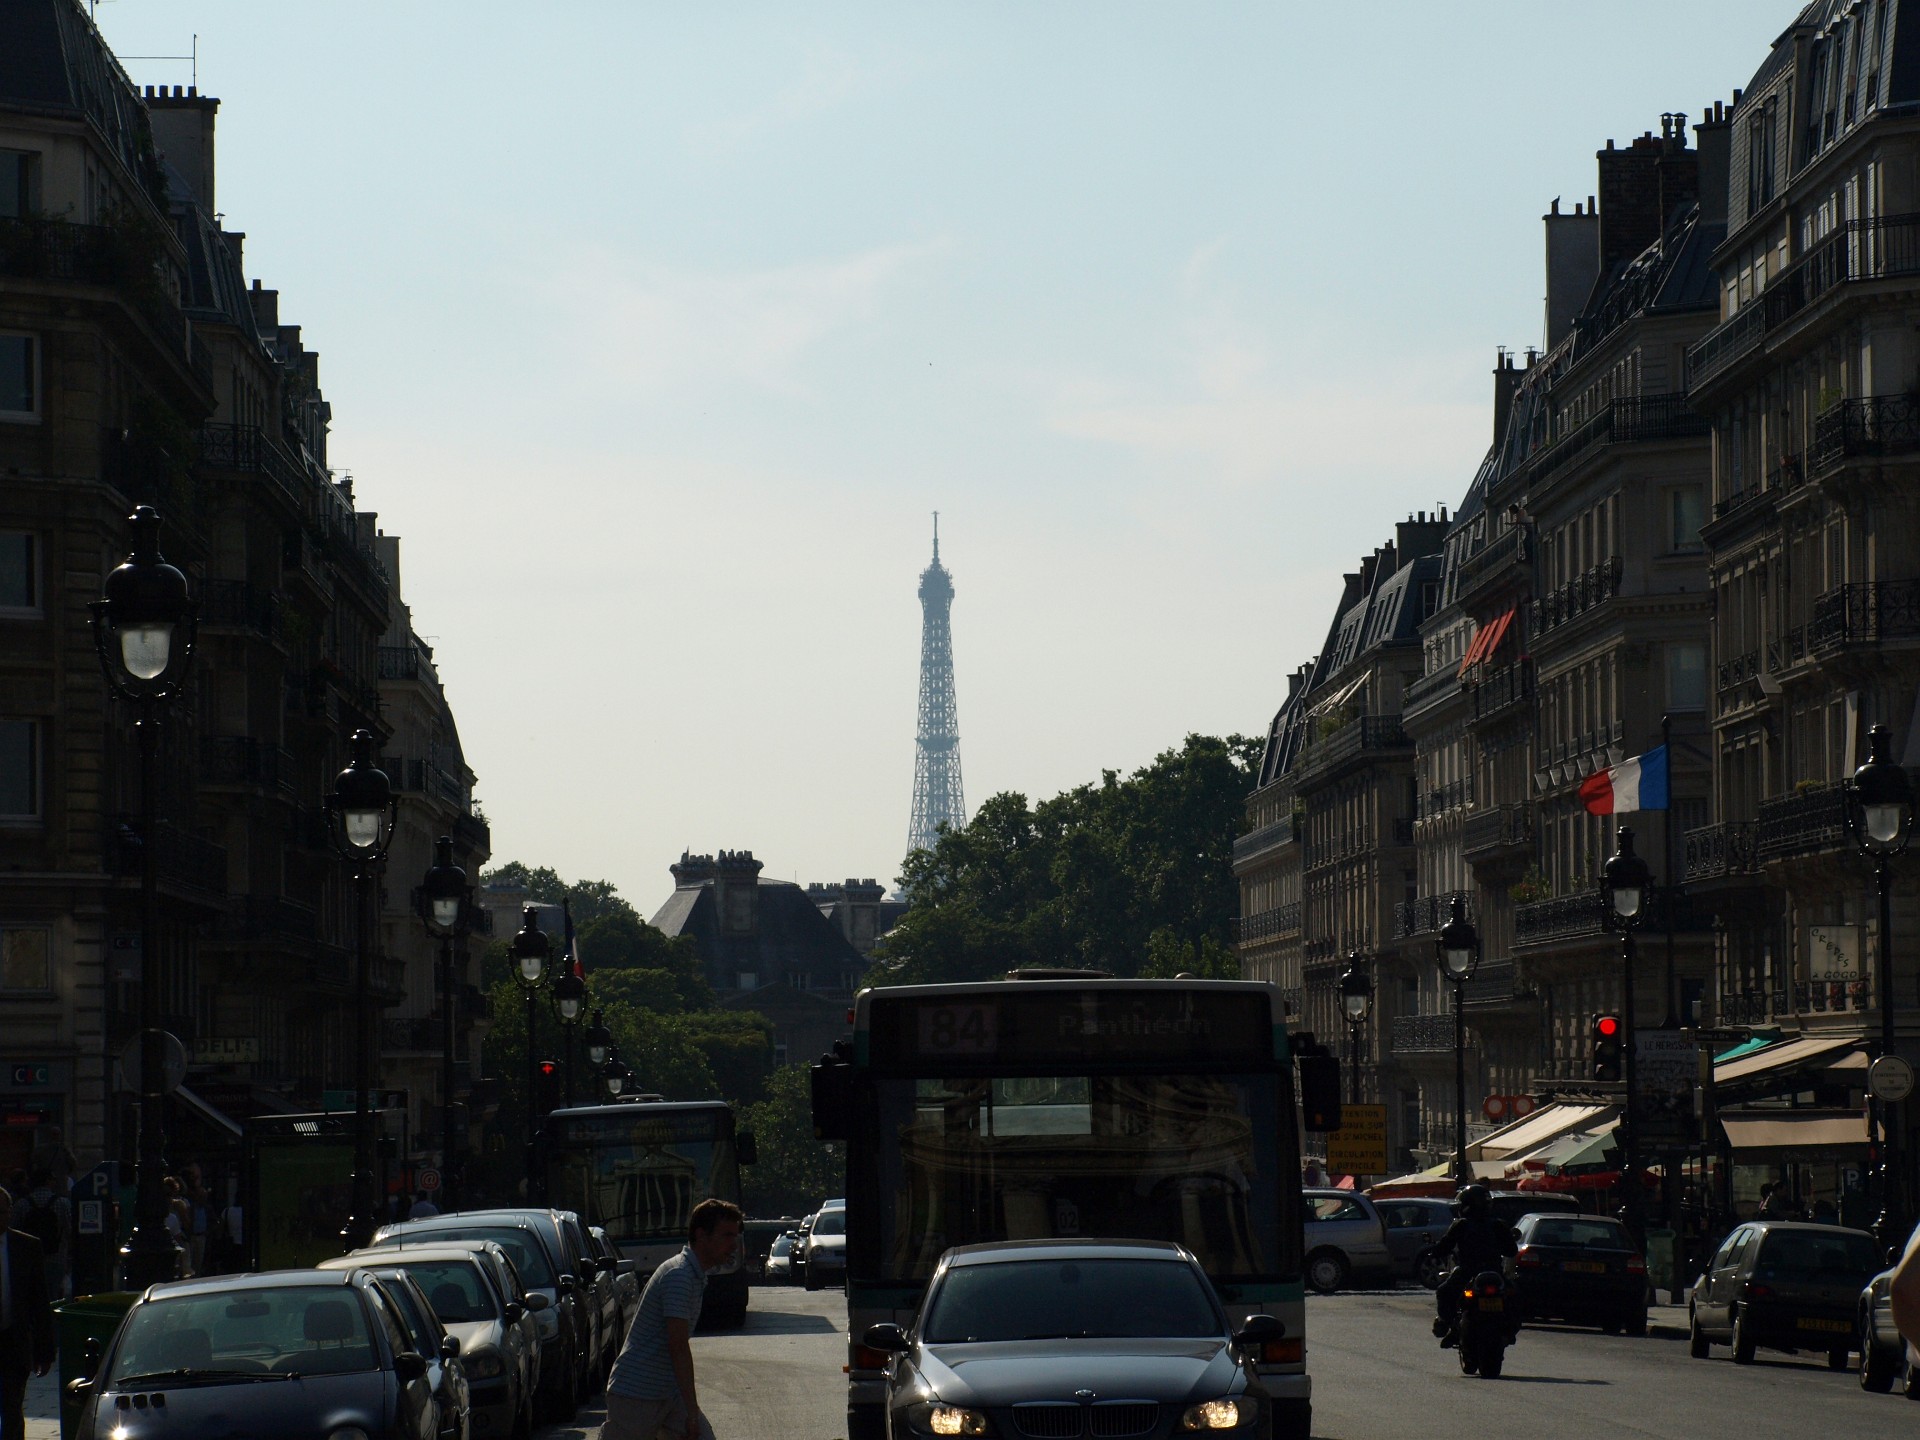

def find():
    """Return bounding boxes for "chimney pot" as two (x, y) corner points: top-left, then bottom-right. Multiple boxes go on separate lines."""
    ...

(173, 85), (183, 97)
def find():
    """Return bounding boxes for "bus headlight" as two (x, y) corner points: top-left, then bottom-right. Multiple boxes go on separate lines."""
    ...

(1181, 1397), (1251, 1430)
(909, 1402), (990, 1436)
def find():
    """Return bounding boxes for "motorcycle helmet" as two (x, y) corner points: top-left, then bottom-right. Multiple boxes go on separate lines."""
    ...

(1454, 1183), (1492, 1217)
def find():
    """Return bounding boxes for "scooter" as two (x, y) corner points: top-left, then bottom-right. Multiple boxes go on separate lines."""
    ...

(1450, 1268), (1516, 1378)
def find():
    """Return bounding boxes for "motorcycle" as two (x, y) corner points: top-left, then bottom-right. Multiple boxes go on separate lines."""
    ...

(1450, 1268), (1515, 1378)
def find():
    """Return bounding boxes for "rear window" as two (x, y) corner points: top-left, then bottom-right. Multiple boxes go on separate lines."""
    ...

(396, 1229), (555, 1288)
(922, 1258), (1220, 1344)
(1757, 1230), (1881, 1279)
(387, 1261), (497, 1322)
(1526, 1219), (1633, 1250)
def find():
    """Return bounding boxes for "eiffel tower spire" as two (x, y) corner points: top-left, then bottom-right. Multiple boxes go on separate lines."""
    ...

(909, 513), (966, 855)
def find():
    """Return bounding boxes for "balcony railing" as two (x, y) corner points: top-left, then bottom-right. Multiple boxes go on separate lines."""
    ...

(1520, 394), (1709, 491)
(1393, 891), (1472, 941)
(1755, 781), (1849, 861)
(1515, 890), (1708, 945)
(1532, 558), (1623, 636)
(1690, 214), (1920, 387)
(197, 423), (307, 513)
(199, 736), (296, 796)
(1717, 649), (1761, 694)
(198, 579), (279, 640)
(1455, 528), (1525, 596)
(1391, 1013), (1457, 1053)
(1811, 394), (1920, 472)
(1417, 779), (1475, 820)
(1232, 903), (1302, 944)
(106, 816), (228, 896)
(1461, 804), (1532, 860)
(1405, 666), (1461, 709)
(1719, 980), (1874, 1026)
(1468, 659), (1534, 723)
(1294, 715), (1410, 786)
(1684, 822), (1759, 883)
(378, 645), (423, 682)
(452, 811), (491, 860)
(1809, 580), (1920, 651)
(1233, 814), (1297, 866)
(1464, 959), (1528, 1008)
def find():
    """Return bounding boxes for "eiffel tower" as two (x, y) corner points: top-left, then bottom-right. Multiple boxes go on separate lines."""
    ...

(908, 514), (966, 855)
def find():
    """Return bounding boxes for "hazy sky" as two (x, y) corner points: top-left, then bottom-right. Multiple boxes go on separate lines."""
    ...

(98, 1), (1771, 911)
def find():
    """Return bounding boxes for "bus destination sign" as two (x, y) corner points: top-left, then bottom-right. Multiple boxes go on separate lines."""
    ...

(557, 1110), (723, 1147)
(876, 988), (1271, 1067)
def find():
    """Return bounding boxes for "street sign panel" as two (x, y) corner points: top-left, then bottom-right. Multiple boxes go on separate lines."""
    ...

(1870, 1055), (1916, 1103)
(116, 1032), (187, 1094)
(1326, 1103), (1389, 1176)
(193, 1038), (260, 1065)
(1634, 1031), (1698, 1143)
(1692, 1028), (1751, 1046)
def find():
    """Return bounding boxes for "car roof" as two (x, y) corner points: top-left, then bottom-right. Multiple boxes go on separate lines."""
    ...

(1746, 1220), (1878, 1237)
(318, 1246), (499, 1270)
(1519, 1212), (1624, 1226)
(1303, 1188), (1371, 1201)
(380, 1214), (542, 1239)
(941, 1238), (1193, 1267)
(145, 1268), (360, 1301)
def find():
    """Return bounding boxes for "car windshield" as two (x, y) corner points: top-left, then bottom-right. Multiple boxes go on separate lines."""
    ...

(921, 1258), (1220, 1343)
(384, 1260), (498, 1322)
(1526, 1220), (1634, 1250)
(1757, 1230), (1882, 1278)
(388, 1229), (555, 1288)
(111, 1288), (376, 1382)
(771, 1236), (793, 1256)
(811, 1212), (846, 1237)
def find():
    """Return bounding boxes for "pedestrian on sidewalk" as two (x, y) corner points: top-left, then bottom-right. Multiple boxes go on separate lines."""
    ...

(0, 1185), (58, 1440)
(602, 1198), (743, 1440)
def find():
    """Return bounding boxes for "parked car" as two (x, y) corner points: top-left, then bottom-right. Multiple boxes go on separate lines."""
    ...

(1376, 1197), (1454, 1287)
(1512, 1212), (1648, 1334)
(861, 1239), (1278, 1440)
(69, 1269), (441, 1440)
(371, 1211), (587, 1421)
(764, 1232), (797, 1286)
(1689, 1220), (1883, 1366)
(743, 1216), (799, 1281)
(802, 1207), (848, 1291)
(322, 1243), (542, 1440)
(1302, 1188), (1393, 1294)
(590, 1225), (640, 1344)
(1855, 1263), (1920, 1396)
(366, 1268), (473, 1440)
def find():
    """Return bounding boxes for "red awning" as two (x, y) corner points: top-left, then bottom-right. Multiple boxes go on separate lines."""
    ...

(1480, 609), (1515, 664)
(1457, 624), (1490, 676)
(1457, 607), (1516, 677)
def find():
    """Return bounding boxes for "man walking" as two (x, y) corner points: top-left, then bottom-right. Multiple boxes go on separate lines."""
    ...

(0, 1186), (58, 1440)
(604, 1198), (742, 1440)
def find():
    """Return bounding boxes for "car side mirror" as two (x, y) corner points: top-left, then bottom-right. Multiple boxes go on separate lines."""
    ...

(616, 1259), (638, 1277)
(525, 1293), (551, 1312)
(503, 1301), (524, 1324)
(1233, 1314), (1285, 1349)
(440, 1335), (461, 1360)
(737, 1130), (758, 1165)
(861, 1323), (910, 1353)
(558, 1273), (577, 1289)
(394, 1351), (429, 1383)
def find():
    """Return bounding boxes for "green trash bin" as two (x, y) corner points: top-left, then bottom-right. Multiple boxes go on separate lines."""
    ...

(51, 1293), (137, 1440)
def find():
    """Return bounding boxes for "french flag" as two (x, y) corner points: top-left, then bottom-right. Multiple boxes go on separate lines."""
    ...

(1579, 745), (1669, 814)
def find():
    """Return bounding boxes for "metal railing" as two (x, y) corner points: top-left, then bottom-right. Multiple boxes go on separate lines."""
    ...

(1232, 903), (1302, 944)
(106, 816), (228, 895)
(1469, 659), (1534, 723)
(1718, 990), (1783, 1026)
(199, 736), (296, 796)
(1455, 528), (1525, 596)
(198, 579), (278, 640)
(378, 645), (422, 682)
(1684, 822), (1759, 882)
(1405, 666), (1461, 709)
(1233, 815), (1297, 865)
(382, 1018), (440, 1052)
(197, 423), (307, 513)
(1811, 394), (1920, 471)
(1755, 781), (1849, 861)
(1717, 649), (1761, 693)
(1810, 579), (1920, 650)
(1532, 557), (1624, 636)
(1520, 393), (1709, 490)
(1294, 715), (1410, 785)
(1418, 779), (1475, 820)
(1391, 1013), (1457, 1053)
(1461, 804), (1532, 858)
(1464, 959), (1527, 1008)
(1393, 891), (1472, 940)
(1515, 890), (1707, 945)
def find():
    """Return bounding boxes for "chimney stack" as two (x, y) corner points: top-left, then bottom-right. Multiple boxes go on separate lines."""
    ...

(1597, 125), (1674, 271)
(1693, 98), (1735, 227)
(145, 89), (220, 212)
(1544, 194), (1600, 347)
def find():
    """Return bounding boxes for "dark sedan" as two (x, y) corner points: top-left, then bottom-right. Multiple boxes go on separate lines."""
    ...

(1690, 1220), (1884, 1367)
(868, 1239), (1278, 1438)
(1512, 1213), (1648, 1334)
(70, 1269), (439, 1440)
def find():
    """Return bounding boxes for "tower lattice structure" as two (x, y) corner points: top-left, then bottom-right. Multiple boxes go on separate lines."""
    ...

(909, 516), (966, 854)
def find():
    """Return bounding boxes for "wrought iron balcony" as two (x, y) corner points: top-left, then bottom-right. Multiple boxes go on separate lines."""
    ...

(1233, 903), (1302, 944)
(1717, 649), (1761, 694)
(1809, 579), (1920, 651)
(1514, 890), (1708, 945)
(1684, 822), (1759, 883)
(1468, 659), (1534, 724)
(378, 645), (423, 682)
(1462, 804), (1532, 862)
(1405, 666), (1461, 709)
(1812, 394), (1920, 472)
(1755, 781), (1849, 862)
(198, 579), (279, 641)
(1519, 394), (1709, 491)
(1463, 960), (1529, 1008)
(197, 423), (308, 513)
(105, 816), (228, 896)
(1393, 891), (1473, 941)
(1718, 979), (1874, 1026)
(1293, 715), (1410, 787)
(1717, 990), (1783, 1026)
(1234, 814), (1297, 866)
(1391, 1013), (1457, 1053)
(199, 736), (296, 797)
(1531, 558), (1623, 636)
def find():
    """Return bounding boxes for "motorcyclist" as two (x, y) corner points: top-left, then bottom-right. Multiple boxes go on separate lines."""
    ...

(1430, 1184), (1517, 1345)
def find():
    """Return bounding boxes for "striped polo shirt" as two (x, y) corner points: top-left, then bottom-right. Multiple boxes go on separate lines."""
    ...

(608, 1245), (707, 1399)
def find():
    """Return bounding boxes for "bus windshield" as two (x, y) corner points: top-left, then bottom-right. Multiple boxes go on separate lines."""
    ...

(543, 1107), (739, 1246)
(874, 1071), (1288, 1283)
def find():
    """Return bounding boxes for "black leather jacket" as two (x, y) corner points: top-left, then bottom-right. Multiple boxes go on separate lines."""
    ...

(1434, 1215), (1517, 1277)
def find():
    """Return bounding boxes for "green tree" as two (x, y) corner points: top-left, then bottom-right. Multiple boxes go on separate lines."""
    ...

(677, 1012), (775, 1107)
(480, 862), (636, 927)
(739, 1065), (842, 1218)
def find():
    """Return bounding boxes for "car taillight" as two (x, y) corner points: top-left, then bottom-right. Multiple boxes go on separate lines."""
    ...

(1626, 1255), (1647, 1275)
(852, 1346), (894, 1370)
(1743, 1281), (1773, 1300)
(1261, 1338), (1304, 1365)
(1516, 1247), (1544, 1269)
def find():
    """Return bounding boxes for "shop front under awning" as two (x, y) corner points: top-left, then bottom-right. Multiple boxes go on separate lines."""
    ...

(1720, 1111), (1866, 1159)
(1714, 1034), (1863, 1089)
(1471, 1101), (1617, 1163)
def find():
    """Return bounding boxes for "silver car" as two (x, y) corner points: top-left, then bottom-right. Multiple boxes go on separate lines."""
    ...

(1376, 1196), (1455, 1288)
(1302, 1188), (1394, 1294)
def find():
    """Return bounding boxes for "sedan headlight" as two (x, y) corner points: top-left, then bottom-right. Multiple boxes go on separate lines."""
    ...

(908, 1401), (990, 1436)
(464, 1347), (507, 1380)
(1182, 1397), (1252, 1430)
(329, 1430), (372, 1440)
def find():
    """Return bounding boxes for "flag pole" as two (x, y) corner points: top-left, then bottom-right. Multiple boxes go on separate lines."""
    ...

(1663, 713), (1678, 1027)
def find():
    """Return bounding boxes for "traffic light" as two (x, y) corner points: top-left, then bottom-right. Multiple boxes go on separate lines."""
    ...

(1590, 1014), (1622, 1083)
(1294, 1036), (1342, 1133)
(535, 1059), (560, 1115)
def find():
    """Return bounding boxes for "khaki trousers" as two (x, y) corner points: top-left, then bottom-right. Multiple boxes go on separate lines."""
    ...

(603, 1391), (717, 1440)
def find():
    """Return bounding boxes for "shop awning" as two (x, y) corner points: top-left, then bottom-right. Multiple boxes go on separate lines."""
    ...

(172, 1084), (243, 1139)
(1720, 1111), (1866, 1156)
(1458, 608), (1516, 676)
(1307, 671), (1369, 718)
(1506, 1122), (1621, 1177)
(1714, 1036), (1775, 1064)
(1473, 1101), (1616, 1162)
(1715, 1035), (1862, 1086)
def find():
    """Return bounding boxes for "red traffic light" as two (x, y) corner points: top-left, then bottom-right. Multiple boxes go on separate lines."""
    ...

(538, 1060), (559, 1077)
(1595, 1015), (1620, 1037)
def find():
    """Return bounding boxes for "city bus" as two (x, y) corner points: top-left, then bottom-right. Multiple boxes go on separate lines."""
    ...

(812, 976), (1309, 1440)
(538, 1099), (756, 1327)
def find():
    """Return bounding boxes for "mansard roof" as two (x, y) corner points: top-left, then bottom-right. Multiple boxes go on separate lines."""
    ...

(0, 0), (161, 200)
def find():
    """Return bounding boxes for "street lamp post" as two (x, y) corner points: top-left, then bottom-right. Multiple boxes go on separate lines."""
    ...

(418, 836), (472, 1211)
(1438, 897), (1481, 1185)
(552, 972), (585, 1110)
(328, 731), (398, 1249)
(1339, 954), (1373, 1107)
(90, 505), (197, 1288)
(1847, 723), (1916, 1251)
(510, 906), (551, 1199)
(1603, 825), (1652, 1236)
(585, 1009), (611, 1075)
(603, 1049), (632, 1101)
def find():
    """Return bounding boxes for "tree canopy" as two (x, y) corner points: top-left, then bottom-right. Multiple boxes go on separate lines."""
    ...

(874, 733), (1261, 984)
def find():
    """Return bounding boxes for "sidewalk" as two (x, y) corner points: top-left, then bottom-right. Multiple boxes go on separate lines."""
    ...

(25, 1369), (58, 1440)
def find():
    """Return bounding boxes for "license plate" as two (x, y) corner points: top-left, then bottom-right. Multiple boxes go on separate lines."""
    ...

(1479, 1299), (1504, 1313)
(1563, 1261), (1607, 1274)
(1797, 1317), (1850, 1334)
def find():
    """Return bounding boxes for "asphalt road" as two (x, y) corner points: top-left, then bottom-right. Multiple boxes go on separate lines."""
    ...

(538, 1284), (1919, 1440)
